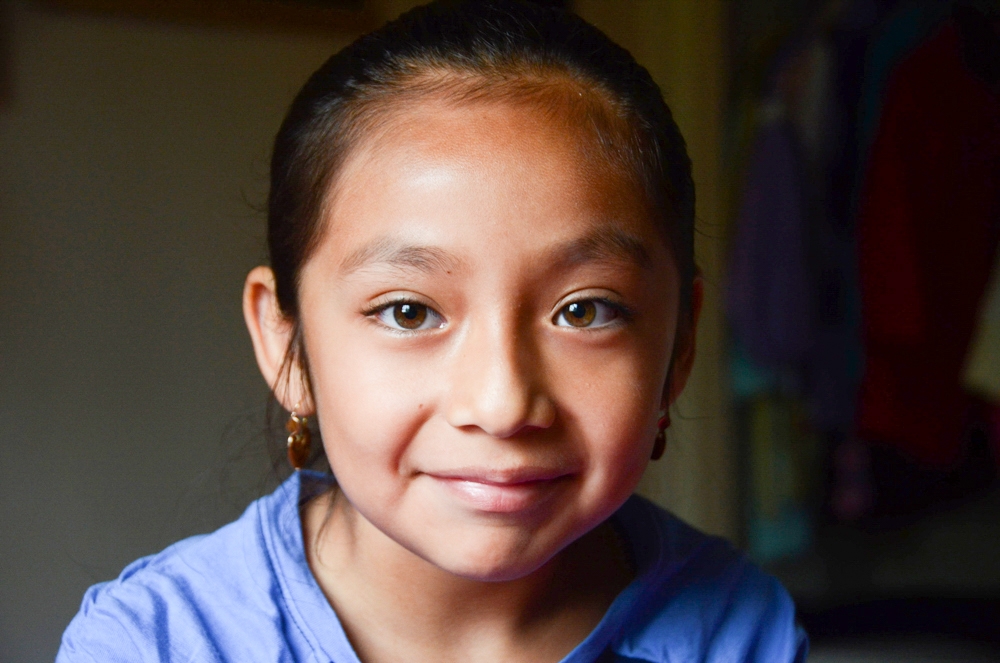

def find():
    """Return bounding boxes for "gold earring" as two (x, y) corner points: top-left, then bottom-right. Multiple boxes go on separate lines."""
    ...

(286, 406), (311, 470)
(651, 411), (670, 461)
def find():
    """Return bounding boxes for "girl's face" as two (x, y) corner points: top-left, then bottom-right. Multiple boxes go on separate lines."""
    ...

(252, 95), (695, 582)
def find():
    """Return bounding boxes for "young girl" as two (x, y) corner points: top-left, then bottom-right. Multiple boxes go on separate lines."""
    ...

(58, 2), (807, 661)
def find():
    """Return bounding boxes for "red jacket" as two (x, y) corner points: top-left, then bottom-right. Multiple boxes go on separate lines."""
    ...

(857, 21), (1000, 466)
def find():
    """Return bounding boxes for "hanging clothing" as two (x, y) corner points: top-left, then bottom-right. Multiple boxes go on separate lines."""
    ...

(799, 26), (866, 434)
(728, 101), (814, 371)
(856, 1), (954, 167)
(856, 18), (1000, 467)
(964, 239), (1000, 464)
(728, 35), (865, 433)
(964, 241), (1000, 403)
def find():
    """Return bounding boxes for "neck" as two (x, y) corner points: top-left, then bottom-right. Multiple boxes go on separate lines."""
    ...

(302, 489), (631, 663)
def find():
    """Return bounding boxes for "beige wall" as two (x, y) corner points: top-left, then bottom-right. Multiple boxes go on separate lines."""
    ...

(0, 3), (354, 659)
(575, 0), (735, 540)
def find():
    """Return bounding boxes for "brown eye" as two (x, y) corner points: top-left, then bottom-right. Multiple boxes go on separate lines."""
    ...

(554, 298), (627, 329)
(369, 299), (444, 332)
(561, 301), (596, 327)
(393, 303), (427, 329)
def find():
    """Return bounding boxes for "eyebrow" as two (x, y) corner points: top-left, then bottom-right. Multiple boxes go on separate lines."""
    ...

(339, 237), (464, 276)
(546, 226), (652, 272)
(339, 226), (651, 277)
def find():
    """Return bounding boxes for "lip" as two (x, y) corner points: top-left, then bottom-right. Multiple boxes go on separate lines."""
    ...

(426, 468), (573, 514)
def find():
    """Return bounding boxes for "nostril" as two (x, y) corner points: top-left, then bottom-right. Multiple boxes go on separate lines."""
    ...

(444, 323), (555, 437)
(445, 375), (555, 438)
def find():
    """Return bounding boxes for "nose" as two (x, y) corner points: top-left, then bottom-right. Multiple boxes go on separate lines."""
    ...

(444, 316), (556, 438)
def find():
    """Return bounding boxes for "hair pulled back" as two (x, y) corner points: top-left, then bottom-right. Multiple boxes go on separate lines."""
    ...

(269, 0), (695, 323)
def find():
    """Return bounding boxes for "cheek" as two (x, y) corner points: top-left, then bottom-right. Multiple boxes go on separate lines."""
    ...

(301, 313), (438, 482)
(550, 334), (672, 474)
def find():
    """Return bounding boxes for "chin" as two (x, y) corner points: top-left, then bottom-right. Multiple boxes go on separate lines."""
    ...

(444, 553), (551, 583)
(422, 535), (560, 583)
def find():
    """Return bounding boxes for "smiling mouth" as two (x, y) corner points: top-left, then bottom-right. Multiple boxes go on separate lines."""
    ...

(427, 470), (573, 514)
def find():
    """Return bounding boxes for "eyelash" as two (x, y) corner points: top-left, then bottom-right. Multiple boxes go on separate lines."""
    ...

(553, 297), (634, 329)
(362, 298), (445, 333)
(362, 296), (635, 333)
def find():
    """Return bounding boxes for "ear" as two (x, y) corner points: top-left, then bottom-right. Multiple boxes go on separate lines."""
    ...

(663, 273), (704, 408)
(242, 266), (312, 414)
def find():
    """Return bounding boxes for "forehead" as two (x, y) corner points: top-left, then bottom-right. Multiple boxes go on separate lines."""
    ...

(353, 68), (639, 164)
(343, 88), (646, 191)
(317, 93), (664, 273)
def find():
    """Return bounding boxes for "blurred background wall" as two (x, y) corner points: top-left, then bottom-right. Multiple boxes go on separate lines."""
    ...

(0, 2), (347, 658)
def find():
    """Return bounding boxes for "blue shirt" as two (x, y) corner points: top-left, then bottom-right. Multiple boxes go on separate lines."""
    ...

(57, 471), (808, 662)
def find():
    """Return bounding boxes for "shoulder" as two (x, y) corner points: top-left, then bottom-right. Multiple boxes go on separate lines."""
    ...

(609, 496), (808, 663)
(56, 475), (308, 663)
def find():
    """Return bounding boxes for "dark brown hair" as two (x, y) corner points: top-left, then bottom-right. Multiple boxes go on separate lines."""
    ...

(266, 0), (696, 469)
